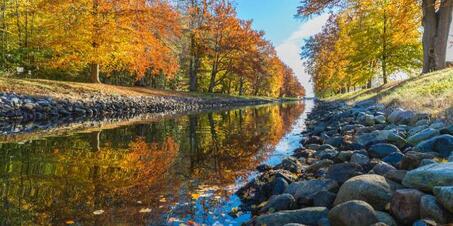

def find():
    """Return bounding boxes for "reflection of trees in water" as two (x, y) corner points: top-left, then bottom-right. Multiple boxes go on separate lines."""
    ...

(0, 103), (305, 225)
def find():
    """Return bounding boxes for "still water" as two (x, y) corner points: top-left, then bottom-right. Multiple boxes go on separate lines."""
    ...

(0, 101), (312, 225)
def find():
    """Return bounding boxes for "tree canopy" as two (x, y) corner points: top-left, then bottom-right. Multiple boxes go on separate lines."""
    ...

(300, 0), (423, 97)
(0, 0), (305, 98)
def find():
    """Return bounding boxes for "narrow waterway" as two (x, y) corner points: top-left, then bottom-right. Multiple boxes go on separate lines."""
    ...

(0, 101), (313, 225)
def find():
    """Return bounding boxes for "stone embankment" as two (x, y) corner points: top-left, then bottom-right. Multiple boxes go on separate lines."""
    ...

(0, 92), (272, 134)
(236, 100), (453, 226)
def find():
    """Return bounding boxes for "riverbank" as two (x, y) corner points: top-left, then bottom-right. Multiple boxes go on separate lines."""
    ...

(326, 68), (453, 122)
(235, 71), (453, 225)
(0, 77), (281, 128)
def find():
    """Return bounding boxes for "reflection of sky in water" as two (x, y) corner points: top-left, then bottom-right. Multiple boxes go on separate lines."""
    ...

(166, 100), (314, 225)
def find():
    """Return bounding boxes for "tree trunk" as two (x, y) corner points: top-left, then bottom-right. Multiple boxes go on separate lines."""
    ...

(422, 0), (453, 73)
(208, 64), (217, 93)
(90, 63), (100, 83)
(189, 35), (198, 92)
(91, 0), (101, 83)
(239, 76), (244, 96)
(382, 5), (388, 84)
(1, 0), (6, 66)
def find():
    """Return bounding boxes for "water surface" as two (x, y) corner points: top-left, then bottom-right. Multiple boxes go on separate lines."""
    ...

(0, 102), (310, 225)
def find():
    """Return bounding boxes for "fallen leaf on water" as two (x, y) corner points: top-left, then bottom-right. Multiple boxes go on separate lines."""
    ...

(139, 208), (151, 213)
(93, 210), (104, 215)
(187, 220), (198, 226)
(168, 217), (180, 223)
(159, 198), (167, 202)
(65, 220), (75, 225)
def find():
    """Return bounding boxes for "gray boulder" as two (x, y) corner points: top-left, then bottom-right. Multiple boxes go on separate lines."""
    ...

(255, 207), (328, 226)
(375, 115), (386, 124)
(275, 157), (303, 173)
(358, 112), (375, 126)
(273, 177), (289, 195)
(260, 193), (296, 213)
(337, 151), (354, 162)
(433, 186), (453, 213)
(306, 159), (333, 173)
(384, 170), (407, 183)
(387, 109), (415, 125)
(356, 130), (407, 148)
(312, 191), (336, 208)
(326, 163), (363, 184)
(402, 162), (453, 192)
(407, 128), (440, 145)
(371, 162), (397, 176)
(412, 219), (437, 226)
(369, 143), (400, 158)
(415, 134), (453, 157)
(285, 179), (338, 205)
(375, 211), (397, 226)
(328, 200), (379, 226)
(334, 174), (401, 210)
(350, 153), (370, 165)
(409, 125), (428, 136)
(382, 152), (404, 166)
(390, 189), (424, 225)
(315, 149), (338, 160)
(420, 194), (451, 224)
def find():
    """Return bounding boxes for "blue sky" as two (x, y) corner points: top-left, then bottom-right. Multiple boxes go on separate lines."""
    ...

(235, 0), (329, 96)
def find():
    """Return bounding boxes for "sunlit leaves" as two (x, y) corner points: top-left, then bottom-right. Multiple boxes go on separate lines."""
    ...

(301, 0), (422, 97)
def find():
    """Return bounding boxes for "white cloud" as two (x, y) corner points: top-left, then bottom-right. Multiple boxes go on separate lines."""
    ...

(276, 14), (329, 97)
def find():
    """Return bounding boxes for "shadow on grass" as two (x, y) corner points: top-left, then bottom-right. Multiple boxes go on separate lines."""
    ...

(342, 74), (426, 103)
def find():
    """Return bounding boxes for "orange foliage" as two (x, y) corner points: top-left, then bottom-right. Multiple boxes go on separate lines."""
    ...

(37, 0), (181, 78)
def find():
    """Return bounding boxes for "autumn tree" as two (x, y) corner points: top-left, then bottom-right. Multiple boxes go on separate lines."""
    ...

(176, 0), (211, 91)
(280, 65), (305, 97)
(302, 0), (422, 96)
(36, 0), (181, 83)
(297, 0), (452, 73)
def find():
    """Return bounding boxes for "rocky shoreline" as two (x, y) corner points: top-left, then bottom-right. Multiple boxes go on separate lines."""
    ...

(236, 100), (453, 226)
(0, 92), (273, 135)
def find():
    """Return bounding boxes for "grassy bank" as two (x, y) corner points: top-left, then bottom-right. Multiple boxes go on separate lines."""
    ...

(325, 68), (453, 121)
(0, 77), (280, 102)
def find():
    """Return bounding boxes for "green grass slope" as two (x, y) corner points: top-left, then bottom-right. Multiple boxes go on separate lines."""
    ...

(326, 68), (453, 121)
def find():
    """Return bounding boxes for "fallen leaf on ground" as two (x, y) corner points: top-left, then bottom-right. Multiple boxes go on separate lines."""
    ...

(139, 208), (152, 213)
(93, 210), (104, 215)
